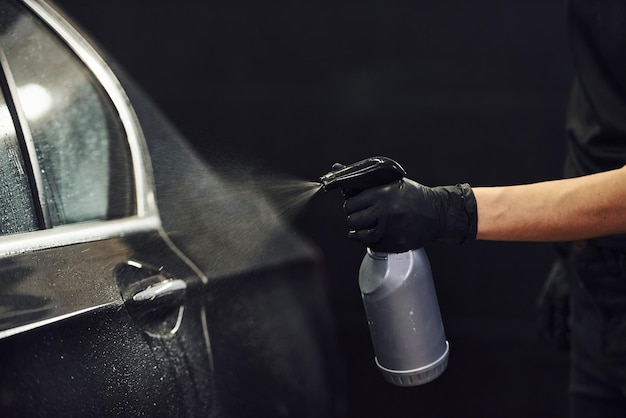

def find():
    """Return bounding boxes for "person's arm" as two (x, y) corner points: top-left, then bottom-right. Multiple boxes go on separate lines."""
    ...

(343, 162), (626, 253)
(474, 164), (626, 241)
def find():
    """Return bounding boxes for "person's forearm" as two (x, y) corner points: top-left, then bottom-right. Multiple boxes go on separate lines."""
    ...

(473, 165), (626, 241)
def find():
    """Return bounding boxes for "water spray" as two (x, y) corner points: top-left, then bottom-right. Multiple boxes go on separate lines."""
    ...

(320, 156), (449, 386)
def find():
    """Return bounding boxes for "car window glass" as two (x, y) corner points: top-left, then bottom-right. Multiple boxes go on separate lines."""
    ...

(0, 86), (38, 235)
(0, 1), (135, 227)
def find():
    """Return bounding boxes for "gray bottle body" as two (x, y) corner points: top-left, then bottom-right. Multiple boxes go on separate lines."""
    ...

(360, 248), (448, 386)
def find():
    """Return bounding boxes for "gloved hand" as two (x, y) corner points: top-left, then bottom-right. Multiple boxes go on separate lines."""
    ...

(343, 178), (478, 253)
(536, 258), (571, 351)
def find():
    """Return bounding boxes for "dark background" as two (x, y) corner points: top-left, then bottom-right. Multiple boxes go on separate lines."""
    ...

(54, 0), (572, 416)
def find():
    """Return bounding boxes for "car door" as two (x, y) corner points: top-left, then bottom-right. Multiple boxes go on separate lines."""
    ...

(0, 0), (215, 415)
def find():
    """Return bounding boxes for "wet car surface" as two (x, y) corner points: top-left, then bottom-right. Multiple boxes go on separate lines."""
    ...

(0, 1), (339, 416)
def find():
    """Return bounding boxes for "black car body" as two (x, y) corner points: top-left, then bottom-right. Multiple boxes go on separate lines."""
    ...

(0, 1), (339, 416)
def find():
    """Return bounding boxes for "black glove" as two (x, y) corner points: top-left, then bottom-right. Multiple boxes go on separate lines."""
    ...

(343, 178), (478, 253)
(536, 258), (571, 351)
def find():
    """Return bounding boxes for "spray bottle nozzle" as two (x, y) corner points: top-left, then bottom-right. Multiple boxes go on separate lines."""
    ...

(319, 156), (406, 193)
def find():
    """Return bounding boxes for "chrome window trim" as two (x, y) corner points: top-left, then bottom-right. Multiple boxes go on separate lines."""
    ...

(0, 216), (161, 256)
(0, 0), (162, 256)
(0, 47), (52, 228)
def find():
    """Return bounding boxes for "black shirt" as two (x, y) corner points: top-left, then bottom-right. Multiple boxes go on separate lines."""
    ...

(565, 0), (626, 177)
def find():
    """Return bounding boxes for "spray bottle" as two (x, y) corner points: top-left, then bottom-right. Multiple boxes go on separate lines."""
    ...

(320, 157), (448, 386)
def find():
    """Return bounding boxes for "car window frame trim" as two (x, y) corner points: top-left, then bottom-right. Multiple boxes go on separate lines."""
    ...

(0, 47), (52, 229)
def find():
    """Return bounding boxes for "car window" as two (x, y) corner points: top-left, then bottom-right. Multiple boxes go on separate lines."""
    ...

(0, 0), (135, 229)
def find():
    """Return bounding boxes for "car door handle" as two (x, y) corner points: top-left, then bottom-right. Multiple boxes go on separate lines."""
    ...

(115, 262), (187, 336)
(131, 278), (187, 303)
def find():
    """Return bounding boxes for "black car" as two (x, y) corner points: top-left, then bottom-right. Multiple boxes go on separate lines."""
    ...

(0, 0), (339, 416)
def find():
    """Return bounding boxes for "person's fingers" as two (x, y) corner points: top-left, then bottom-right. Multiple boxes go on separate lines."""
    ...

(348, 227), (380, 244)
(344, 186), (385, 215)
(346, 206), (378, 230)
